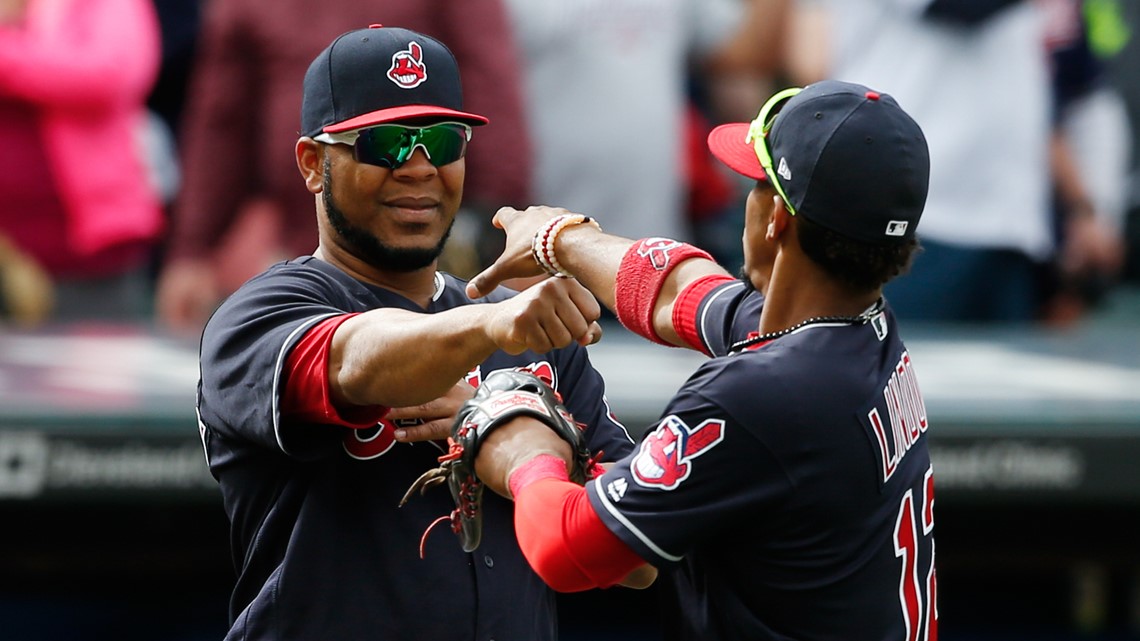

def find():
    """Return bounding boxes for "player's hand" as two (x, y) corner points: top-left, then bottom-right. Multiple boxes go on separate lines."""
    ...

(388, 380), (476, 443)
(156, 258), (221, 335)
(488, 276), (602, 354)
(467, 206), (579, 299)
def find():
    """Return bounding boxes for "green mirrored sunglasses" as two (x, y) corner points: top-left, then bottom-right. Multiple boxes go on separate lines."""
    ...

(315, 122), (472, 169)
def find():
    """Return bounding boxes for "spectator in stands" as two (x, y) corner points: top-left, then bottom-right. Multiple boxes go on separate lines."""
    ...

(155, 0), (532, 333)
(790, 0), (1057, 322)
(0, 0), (165, 322)
(1041, 0), (1131, 324)
(501, 0), (778, 254)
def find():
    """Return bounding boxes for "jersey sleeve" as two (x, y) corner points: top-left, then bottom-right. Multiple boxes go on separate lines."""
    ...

(551, 342), (636, 462)
(672, 278), (766, 357)
(198, 266), (359, 459)
(280, 313), (390, 428)
(584, 360), (793, 566)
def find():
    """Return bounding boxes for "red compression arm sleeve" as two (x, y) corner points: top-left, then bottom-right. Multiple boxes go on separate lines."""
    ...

(511, 456), (646, 592)
(281, 314), (389, 427)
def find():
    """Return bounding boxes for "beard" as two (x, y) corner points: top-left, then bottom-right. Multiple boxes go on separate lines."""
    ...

(322, 156), (452, 273)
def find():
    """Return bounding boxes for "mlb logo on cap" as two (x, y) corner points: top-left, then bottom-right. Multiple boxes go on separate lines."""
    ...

(885, 221), (909, 237)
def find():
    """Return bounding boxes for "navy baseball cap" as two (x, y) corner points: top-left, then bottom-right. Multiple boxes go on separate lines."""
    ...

(301, 24), (489, 137)
(708, 80), (929, 244)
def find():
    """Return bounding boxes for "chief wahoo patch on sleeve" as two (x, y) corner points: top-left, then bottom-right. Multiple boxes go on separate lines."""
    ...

(632, 415), (724, 490)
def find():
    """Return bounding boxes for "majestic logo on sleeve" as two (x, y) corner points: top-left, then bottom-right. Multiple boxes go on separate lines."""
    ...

(388, 41), (427, 88)
(632, 415), (724, 490)
(637, 238), (684, 270)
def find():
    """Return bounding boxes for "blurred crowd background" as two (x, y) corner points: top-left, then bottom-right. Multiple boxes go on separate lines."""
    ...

(3, 1), (1140, 641)
(2, 0), (1139, 333)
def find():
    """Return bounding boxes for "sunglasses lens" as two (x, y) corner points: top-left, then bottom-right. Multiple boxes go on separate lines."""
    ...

(353, 124), (469, 168)
(416, 124), (469, 166)
(353, 126), (406, 168)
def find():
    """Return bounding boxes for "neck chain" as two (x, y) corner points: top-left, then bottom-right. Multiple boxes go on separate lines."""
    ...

(730, 297), (886, 353)
(432, 272), (446, 301)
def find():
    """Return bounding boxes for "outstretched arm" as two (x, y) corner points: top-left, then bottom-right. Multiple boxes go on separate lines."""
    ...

(467, 206), (730, 348)
(282, 273), (605, 431)
(475, 415), (656, 591)
(330, 276), (603, 410)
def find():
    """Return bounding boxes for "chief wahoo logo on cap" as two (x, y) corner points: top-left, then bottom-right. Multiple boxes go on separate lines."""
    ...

(388, 42), (427, 89)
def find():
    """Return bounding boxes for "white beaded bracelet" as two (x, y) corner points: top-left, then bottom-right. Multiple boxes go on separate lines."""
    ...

(530, 214), (601, 278)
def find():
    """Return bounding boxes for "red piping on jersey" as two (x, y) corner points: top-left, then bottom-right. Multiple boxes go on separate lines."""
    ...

(282, 313), (390, 427)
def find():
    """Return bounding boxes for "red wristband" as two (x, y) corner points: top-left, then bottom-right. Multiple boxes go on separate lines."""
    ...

(614, 238), (713, 344)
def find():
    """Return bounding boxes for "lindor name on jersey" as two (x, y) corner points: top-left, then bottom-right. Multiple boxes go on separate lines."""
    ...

(865, 351), (927, 484)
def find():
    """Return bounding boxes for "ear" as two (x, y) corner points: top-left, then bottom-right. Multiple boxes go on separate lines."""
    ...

(296, 138), (324, 194)
(767, 196), (790, 241)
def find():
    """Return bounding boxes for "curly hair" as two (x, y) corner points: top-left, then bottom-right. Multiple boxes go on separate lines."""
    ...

(794, 214), (920, 292)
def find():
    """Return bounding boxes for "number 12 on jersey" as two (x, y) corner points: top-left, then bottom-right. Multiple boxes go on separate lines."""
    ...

(894, 464), (937, 641)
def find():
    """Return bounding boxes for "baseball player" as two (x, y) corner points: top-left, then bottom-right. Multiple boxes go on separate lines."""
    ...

(195, 26), (640, 641)
(465, 80), (939, 640)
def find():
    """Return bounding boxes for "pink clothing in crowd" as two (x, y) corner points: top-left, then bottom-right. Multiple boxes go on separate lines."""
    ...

(0, 0), (164, 275)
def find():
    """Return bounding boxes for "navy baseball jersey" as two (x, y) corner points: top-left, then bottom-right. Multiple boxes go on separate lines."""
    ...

(586, 280), (937, 641)
(197, 256), (634, 641)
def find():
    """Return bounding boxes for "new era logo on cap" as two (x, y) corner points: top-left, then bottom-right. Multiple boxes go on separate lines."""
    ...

(777, 157), (792, 181)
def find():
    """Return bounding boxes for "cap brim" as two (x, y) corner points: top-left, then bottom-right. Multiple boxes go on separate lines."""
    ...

(324, 105), (489, 132)
(707, 123), (766, 181)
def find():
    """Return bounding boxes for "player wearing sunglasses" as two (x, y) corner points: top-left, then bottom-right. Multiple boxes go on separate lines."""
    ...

(464, 80), (937, 641)
(302, 117), (474, 273)
(195, 25), (644, 641)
